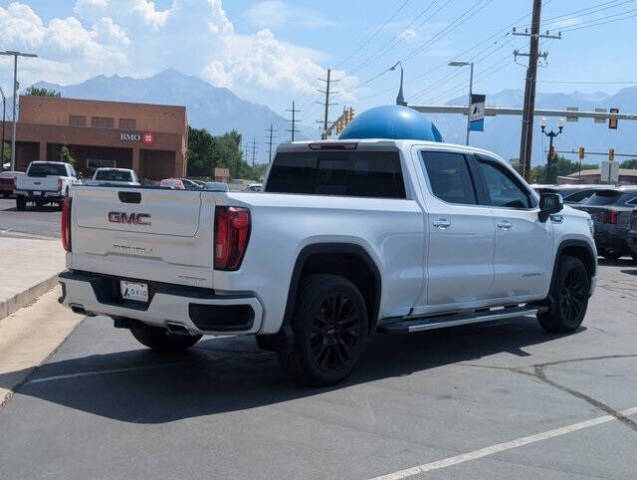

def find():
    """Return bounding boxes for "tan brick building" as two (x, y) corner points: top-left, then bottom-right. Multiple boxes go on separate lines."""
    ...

(4, 96), (188, 180)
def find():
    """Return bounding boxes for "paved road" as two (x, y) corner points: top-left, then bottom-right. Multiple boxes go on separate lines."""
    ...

(0, 198), (61, 238)
(1, 261), (636, 479)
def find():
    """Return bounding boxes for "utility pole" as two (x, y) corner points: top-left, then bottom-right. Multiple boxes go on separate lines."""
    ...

(265, 124), (276, 164)
(251, 138), (256, 167)
(513, 2), (561, 179)
(286, 101), (300, 142)
(449, 61), (474, 145)
(318, 69), (339, 139)
(0, 51), (38, 171)
(0, 87), (5, 170)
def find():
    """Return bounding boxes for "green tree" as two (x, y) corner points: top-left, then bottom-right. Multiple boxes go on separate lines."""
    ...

(24, 86), (61, 97)
(529, 156), (597, 184)
(187, 126), (263, 181)
(58, 145), (75, 165)
(620, 159), (637, 169)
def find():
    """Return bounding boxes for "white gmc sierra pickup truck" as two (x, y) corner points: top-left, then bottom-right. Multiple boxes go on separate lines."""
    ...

(58, 139), (597, 385)
(15, 161), (79, 210)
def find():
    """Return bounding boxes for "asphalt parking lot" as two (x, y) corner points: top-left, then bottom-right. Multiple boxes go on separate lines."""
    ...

(0, 197), (61, 238)
(0, 260), (636, 479)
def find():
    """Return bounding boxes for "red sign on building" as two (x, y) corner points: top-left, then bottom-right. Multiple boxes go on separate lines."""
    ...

(142, 132), (155, 145)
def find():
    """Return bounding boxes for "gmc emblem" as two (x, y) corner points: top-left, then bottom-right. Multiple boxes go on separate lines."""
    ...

(108, 212), (152, 226)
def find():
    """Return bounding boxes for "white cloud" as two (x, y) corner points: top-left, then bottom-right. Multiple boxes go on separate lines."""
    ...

(0, 0), (360, 112)
(245, 1), (337, 29)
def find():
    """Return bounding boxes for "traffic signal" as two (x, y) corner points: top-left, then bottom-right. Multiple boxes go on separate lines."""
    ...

(609, 148), (615, 162)
(578, 147), (585, 160)
(609, 107), (618, 129)
(348, 107), (355, 123)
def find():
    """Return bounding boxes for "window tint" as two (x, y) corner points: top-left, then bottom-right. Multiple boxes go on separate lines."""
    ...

(27, 163), (67, 177)
(584, 190), (621, 205)
(95, 170), (133, 181)
(266, 150), (406, 199)
(421, 151), (476, 204)
(563, 189), (596, 203)
(627, 197), (637, 206)
(477, 161), (531, 208)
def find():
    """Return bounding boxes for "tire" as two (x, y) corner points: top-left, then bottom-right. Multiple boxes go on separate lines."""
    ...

(16, 196), (26, 211)
(601, 249), (622, 261)
(278, 274), (369, 386)
(538, 256), (590, 333)
(129, 322), (201, 352)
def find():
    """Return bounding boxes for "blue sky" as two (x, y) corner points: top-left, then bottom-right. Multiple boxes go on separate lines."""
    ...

(0, 0), (635, 128)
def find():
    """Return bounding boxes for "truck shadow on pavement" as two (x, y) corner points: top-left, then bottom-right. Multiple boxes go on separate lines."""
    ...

(0, 316), (582, 424)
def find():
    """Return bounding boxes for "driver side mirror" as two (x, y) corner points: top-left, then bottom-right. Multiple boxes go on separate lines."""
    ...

(539, 192), (563, 222)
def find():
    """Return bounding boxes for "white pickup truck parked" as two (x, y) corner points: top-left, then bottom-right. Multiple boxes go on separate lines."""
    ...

(15, 161), (79, 210)
(85, 167), (140, 187)
(58, 139), (597, 385)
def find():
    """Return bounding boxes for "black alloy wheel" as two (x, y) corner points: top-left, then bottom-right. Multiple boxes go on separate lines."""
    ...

(279, 274), (369, 386)
(310, 290), (363, 372)
(558, 267), (588, 326)
(538, 256), (590, 333)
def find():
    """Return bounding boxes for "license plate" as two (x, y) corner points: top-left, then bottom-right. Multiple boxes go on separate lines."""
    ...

(120, 281), (148, 302)
(33, 191), (41, 196)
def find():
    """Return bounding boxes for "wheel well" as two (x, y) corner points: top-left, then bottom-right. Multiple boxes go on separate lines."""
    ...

(560, 244), (596, 279)
(285, 245), (381, 332)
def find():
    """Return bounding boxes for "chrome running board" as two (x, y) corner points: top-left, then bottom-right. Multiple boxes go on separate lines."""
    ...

(377, 305), (547, 335)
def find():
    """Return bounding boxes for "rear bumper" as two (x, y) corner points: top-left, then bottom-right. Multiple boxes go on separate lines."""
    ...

(58, 270), (263, 335)
(16, 190), (64, 201)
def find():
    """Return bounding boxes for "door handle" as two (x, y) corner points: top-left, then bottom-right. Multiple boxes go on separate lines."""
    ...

(497, 220), (513, 230)
(433, 218), (451, 229)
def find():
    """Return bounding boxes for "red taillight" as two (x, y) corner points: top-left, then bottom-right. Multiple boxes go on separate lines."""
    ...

(61, 197), (72, 251)
(603, 210), (619, 224)
(58, 178), (63, 192)
(214, 206), (250, 270)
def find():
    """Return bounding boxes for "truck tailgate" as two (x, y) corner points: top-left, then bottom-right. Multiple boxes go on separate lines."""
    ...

(18, 176), (59, 191)
(69, 186), (216, 288)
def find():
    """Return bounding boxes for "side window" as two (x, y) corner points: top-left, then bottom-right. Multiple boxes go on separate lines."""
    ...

(626, 197), (637, 206)
(421, 151), (476, 205)
(564, 190), (594, 203)
(477, 160), (533, 209)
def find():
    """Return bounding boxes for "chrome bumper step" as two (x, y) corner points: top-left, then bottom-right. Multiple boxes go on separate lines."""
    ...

(377, 305), (547, 335)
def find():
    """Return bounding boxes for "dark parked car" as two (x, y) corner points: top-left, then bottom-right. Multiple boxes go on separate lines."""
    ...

(531, 184), (607, 205)
(574, 187), (637, 261)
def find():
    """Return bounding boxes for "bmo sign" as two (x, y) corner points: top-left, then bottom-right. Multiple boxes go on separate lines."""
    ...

(120, 131), (155, 145)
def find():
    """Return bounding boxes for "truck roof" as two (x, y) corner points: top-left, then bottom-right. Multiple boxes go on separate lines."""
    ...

(277, 138), (505, 161)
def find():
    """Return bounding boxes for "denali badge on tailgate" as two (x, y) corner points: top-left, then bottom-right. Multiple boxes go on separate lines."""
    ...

(108, 212), (152, 225)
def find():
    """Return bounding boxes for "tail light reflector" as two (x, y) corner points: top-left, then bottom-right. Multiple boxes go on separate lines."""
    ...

(61, 197), (72, 251)
(214, 206), (250, 270)
(603, 210), (619, 224)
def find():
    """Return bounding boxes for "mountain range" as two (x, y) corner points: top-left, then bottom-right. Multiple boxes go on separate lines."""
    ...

(32, 69), (309, 161)
(30, 69), (637, 166)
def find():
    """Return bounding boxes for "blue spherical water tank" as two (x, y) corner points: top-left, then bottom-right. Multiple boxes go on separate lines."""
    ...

(339, 105), (443, 142)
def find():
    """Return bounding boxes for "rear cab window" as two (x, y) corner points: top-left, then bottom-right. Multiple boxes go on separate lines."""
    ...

(95, 170), (133, 182)
(27, 163), (67, 177)
(265, 149), (406, 199)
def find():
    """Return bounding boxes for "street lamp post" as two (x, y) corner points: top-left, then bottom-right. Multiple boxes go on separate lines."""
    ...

(449, 61), (474, 146)
(540, 116), (564, 184)
(390, 61), (407, 106)
(0, 87), (5, 170)
(0, 51), (38, 171)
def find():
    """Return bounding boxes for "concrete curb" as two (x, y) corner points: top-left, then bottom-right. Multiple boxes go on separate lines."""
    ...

(0, 273), (60, 322)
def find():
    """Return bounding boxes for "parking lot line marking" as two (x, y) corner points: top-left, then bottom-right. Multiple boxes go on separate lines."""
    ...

(369, 406), (637, 480)
(26, 361), (191, 385)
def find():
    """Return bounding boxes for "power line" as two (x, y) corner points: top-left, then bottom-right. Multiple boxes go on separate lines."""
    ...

(334, 0), (412, 69)
(538, 79), (637, 85)
(532, 0), (635, 27)
(559, 7), (637, 31)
